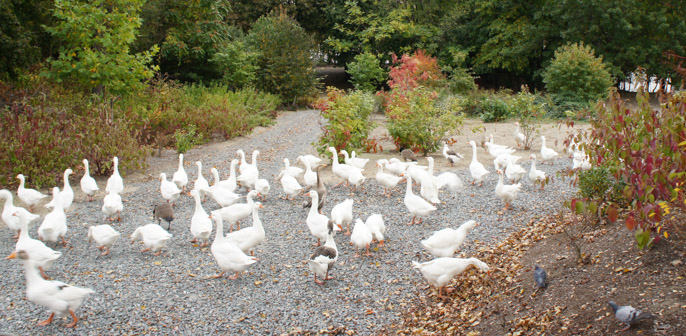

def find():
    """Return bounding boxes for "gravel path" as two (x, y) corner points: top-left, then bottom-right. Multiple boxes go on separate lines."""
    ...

(0, 110), (578, 335)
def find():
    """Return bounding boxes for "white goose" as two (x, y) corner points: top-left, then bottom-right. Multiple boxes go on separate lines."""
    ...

(375, 161), (402, 197)
(514, 122), (526, 148)
(87, 224), (120, 255)
(159, 173), (181, 204)
(280, 173), (303, 201)
(468, 140), (490, 186)
(208, 173), (241, 207)
(307, 219), (338, 285)
(131, 223), (172, 256)
(421, 220), (478, 258)
(190, 190), (212, 247)
(217, 190), (258, 232)
(254, 178), (270, 201)
(302, 159), (317, 188)
(172, 153), (188, 192)
(296, 154), (323, 170)
(365, 214), (386, 246)
(192, 161), (211, 201)
(1, 189), (37, 238)
(495, 169), (521, 210)
(13, 216), (61, 279)
(80, 159), (98, 201)
(225, 202), (266, 256)
(572, 150), (592, 171)
(210, 167), (236, 192)
(485, 142), (516, 159)
(280, 158), (304, 178)
(37, 187), (68, 245)
(16, 174), (47, 211)
(528, 154), (546, 190)
(306, 190), (332, 246)
(46, 168), (73, 211)
(327, 147), (359, 188)
(442, 143), (463, 166)
(381, 158), (412, 175)
(493, 153), (522, 170)
(236, 150), (260, 190)
(412, 257), (490, 299)
(105, 156), (124, 194)
(209, 210), (257, 279)
(540, 136), (559, 162)
(331, 198), (354, 235)
(402, 173), (437, 225)
(504, 155), (527, 183)
(7, 250), (94, 328)
(350, 218), (373, 257)
(101, 190), (123, 222)
(341, 150), (368, 169)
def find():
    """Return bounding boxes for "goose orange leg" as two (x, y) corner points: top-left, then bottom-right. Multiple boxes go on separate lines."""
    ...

(37, 312), (55, 326)
(65, 310), (79, 328)
(314, 274), (325, 285)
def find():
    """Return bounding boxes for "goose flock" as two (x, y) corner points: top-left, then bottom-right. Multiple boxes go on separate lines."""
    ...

(1, 118), (587, 331)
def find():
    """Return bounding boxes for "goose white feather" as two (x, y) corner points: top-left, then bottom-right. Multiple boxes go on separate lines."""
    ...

(105, 157), (124, 194)
(421, 220), (477, 257)
(209, 210), (257, 279)
(350, 218), (373, 257)
(402, 173), (436, 225)
(13, 216), (61, 279)
(171, 154), (188, 191)
(101, 190), (123, 222)
(37, 187), (67, 245)
(280, 174), (303, 201)
(375, 162), (402, 197)
(540, 136), (559, 162)
(331, 198), (354, 235)
(495, 169), (521, 210)
(1, 189), (37, 237)
(8, 250), (94, 328)
(216, 190), (258, 232)
(16, 174), (48, 210)
(46, 168), (73, 211)
(412, 257), (490, 298)
(190, 190), (212, 247)
(225, 202), (265, 255)
(159, 172), (181, 203)
(192, 161), (211, 200)
(504, 155), (526, 183)
(514, 122), (526, 147)
(528, 154), (546, 190)
(87, 224), (120, 255)
(364, 214), (386, 246)
(468, 140), (490, 186)
(308, 220), (338, 285)
(131, 223), (172, 255)
(306, 190), (334, 245)
(80, 159), (98, 201)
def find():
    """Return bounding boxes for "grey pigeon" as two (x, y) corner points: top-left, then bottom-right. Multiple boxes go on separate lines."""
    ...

(401, 149), (418, 162)
(608, 301), (656, 331)
(534, 264), (547, 288)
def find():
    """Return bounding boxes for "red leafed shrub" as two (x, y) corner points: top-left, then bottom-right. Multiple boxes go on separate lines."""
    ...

(387, 50), (446, 92)
(567, 87), (686, 249)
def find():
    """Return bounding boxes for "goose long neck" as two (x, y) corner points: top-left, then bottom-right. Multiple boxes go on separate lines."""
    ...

(23, 260), (44, 286)
(324, 229), (336, 249)
(84, 161), (91, 175)
(178, 155), (184, 169)
(18, 176), (25, 189)
(193, 193), (203, 210)
(212, 170), (220, 184)
(308, 193), (319, 214)
(329, 149), (338, 166)
(530, 157), (537, 172)
(213, 216), (224, 243)
(63, 171), (70, 188)
(497, 172), (504, 188)
(471, 143), (478, 162)
(19, 221), (30, 239)
(229, 162), (237, 179)
(252, 207), (262, 230)
(251, 152), (258, 166)
(405, 175), (413, 195)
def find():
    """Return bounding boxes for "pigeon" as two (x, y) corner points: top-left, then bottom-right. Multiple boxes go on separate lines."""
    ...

(401, 149), (418, 162)
(533, 264), (547, 289)
(608, 301), (656, 331)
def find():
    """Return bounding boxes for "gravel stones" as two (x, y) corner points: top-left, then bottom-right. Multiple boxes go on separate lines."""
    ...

(0, 110), (577, 334)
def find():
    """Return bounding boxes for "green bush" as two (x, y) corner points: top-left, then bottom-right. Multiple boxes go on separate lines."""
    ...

(578, 167), (613, 200)
(211, 39), (259, 90)
(347, 52), (386, 92)
(542, 42), (614, 112)
(478, 96), (511, 122)
(385, 88), (463, 154)
(246, 11), (319, 105)
(0, 75), (281, 189)
(174, 125), (199, 154)
(315, 88), (377, 158)
(508, 86), (546, 149)
(441, 48), (476, 94)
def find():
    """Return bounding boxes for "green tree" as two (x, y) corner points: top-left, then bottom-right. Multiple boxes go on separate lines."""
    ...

(44, 0), (158, 95)
(0, 0), (54, 79)
(346, 52), (386, 92)
(542, 42), (613, 110)
(246, 11), (319, 104)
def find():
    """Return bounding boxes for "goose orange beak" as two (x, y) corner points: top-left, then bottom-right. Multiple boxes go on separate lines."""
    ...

(6, 251), (17, 259)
